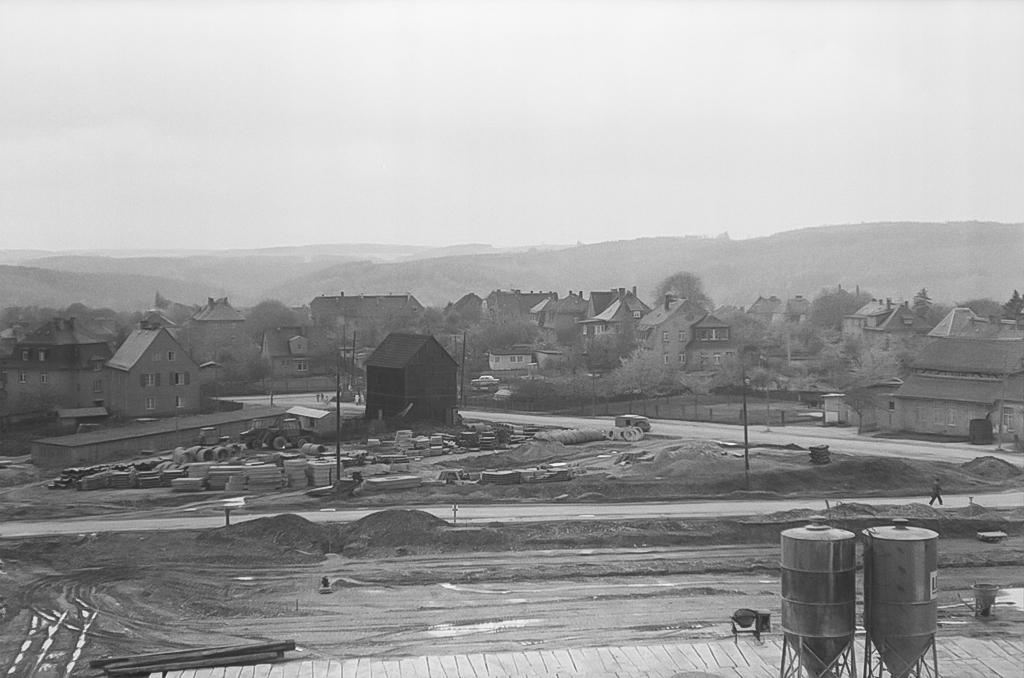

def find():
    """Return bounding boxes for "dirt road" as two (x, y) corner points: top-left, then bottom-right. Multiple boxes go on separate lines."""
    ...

(2, 491), (1021, 538)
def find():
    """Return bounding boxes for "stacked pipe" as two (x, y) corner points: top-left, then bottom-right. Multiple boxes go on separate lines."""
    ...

(534, 428), (607, 445)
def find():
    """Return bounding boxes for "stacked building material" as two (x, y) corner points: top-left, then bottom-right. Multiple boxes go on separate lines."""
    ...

(429, 434), (444, 454)
(89, 640), (296, 676)
(479, 432), (497, 450)
(245, 464), (284, 491)
(394, 430), (414, 451)
(107, 471), (134, 489)
(206, 465), (248, 490)
(160, 468), (186, 486)
(225, 474), (246, 492)
(170, 477), (205, 492)
(135, 471), (163, 489)
(306, 460), (336, 487)
(186, 462), (215, 480)
(77, 471), (111, 491)
(362, 475), (422, 492)
(456, 431), (480, 450)
(809, 445), (831, 464)
(366, 438), (382, 448)
(479, 470), (521, 485)
(283, 458), (309, 487)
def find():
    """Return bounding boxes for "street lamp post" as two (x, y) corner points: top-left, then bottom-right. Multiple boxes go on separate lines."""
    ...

(741, 363), (750, 490)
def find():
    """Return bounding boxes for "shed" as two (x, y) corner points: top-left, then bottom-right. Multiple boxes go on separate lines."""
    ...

(364, 333), (458, 424)
(285, 405), (337, 435)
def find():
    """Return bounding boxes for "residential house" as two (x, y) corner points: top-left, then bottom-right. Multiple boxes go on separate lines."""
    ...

(106, 324), (201, 418)
(446, 293), (483, 323)
(531, 291), (589, 345)
(488, 346), (535, 376)
(928, 307), (1024, 340)
(483, 289), (557, 320)
(309, 292), (424, 344)
(578, 287), (651, 339)
(261, 327), (312, 380)
(364, 333), (458, 423)
(843, 298), (933, 349)
(0, 318), (112, 421)
(785, 295), (811, 323)
(888, 338), (1024, 441)
(183, 297), (248, 363)
(747, 296), (784, 325)
(637, 296), (737, 371)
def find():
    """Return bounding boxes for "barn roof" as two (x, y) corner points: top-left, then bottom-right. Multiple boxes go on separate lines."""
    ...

(365, 333), (457, 369)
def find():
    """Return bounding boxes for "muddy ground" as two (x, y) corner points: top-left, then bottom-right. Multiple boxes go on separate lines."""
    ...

(0, 507), (1021, 676)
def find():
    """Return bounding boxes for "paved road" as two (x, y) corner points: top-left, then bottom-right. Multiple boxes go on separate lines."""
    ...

(2, 491), (1020, 539)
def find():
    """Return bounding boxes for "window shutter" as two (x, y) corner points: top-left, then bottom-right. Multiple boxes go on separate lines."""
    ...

(184, 371), (191, 385)
(140, 373), (146, 387)
(156, 373), (162, 387)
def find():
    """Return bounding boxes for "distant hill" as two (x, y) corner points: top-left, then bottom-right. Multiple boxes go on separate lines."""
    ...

(2, 222), (1020, 311)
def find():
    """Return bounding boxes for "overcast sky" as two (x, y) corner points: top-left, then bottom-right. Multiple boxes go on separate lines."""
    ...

(1, 0), (1022, 251)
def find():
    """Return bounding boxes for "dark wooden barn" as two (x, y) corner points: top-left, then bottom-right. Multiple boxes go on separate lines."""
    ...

(364, 333), (459, 423)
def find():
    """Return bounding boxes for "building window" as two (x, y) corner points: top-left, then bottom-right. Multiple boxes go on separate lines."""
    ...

(932, 408), (943, 424)
(947, 409), (956, 426)
(295, 359), (308, 372)
(18, 370), (27, 383)
(678, 330), (686, 342)
(1002, 407), (1014, 432)
(662, 331), (669, 343)
(173, 372), (189, 385)
(712, 353), (722, 365)
(145, 397), (156, 411)
(152, 352), (161, 361)
(38, 349), (47, 362)
(143, 373), (157, 387)
(175, 396), (185, 409)
(678, 354), (685, 363)
(167, 351), (176, 361)
(663, 354), (669, 365)
(93, 379), (103, 393)
(632, 311), (642, 319)
(888, 400), (895, 410)
(92, 360), (102, 372)
(21, 350), (30, 361)
(39, 370), (48, 384)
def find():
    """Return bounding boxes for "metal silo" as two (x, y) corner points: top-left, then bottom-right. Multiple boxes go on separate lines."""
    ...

(779, 517), (857, 678)
(862, 518), (939, 678)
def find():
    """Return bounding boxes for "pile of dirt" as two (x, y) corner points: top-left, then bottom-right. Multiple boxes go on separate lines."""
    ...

(339, 509), (448, 547)
(452, 440), (573, 471)
(961, 456), (1023, 479)
(199, 514), (329, 550)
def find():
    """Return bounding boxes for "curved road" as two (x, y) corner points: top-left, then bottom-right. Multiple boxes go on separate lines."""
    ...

(1, 491), (1020, 539)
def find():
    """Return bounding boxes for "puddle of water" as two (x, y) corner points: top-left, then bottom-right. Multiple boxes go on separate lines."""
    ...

(996, 587), (1023, 610)
(426, 618), (541, 638)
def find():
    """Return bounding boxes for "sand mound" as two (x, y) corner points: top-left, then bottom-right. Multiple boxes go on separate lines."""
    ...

(199, 513), (329, 549)
(341, 509), (448, 546)
(961, 456), (1022, 479)
(456, 440), (571, 470)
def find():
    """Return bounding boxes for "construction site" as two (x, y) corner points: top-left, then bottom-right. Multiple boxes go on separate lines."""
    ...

(0, 409), (1021, 677)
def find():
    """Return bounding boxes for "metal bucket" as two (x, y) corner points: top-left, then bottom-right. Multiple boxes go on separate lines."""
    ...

(973, 584), (999, 617)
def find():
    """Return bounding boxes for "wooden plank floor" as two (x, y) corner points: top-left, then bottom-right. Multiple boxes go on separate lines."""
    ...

(154, 635), (1023, 678)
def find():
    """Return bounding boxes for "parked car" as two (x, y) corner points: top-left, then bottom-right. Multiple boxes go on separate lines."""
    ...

(470, 375), (501, 390)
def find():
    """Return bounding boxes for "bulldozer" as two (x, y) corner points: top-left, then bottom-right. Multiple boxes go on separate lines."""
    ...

(239, 416), (314, 450)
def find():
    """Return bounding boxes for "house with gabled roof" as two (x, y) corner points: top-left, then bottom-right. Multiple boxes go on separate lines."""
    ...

(106, 324), (200, 418)
(483, 289), (557, 320)
(261, 326), (311, 380)
(531, 291), (589, 345)
(364, 333), (458, 423)
(888, 337), (1024, 441)
(637, 296), (737, 371)
(928, 307), (1024, 340)
(747, 295), (783, 325)
(0, 318), (112, 421)
(578, 287), (650, 339)
(843, 298), (933, 349)
(184, 297), (248, 363)
(309, 293), (424, 346)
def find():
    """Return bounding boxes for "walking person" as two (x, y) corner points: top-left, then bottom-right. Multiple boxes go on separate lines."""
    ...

(928, 477), (943, 506)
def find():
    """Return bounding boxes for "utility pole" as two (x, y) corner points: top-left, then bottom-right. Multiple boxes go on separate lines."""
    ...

(460, 331), (467, 409)
(741, 361), (750, 489)
(335, 347), (342, 483)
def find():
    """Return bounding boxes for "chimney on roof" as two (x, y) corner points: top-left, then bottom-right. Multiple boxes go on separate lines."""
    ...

(664, 294), (675, 311)
(618, 287), (625, 297)
(632, 286), (637, 296)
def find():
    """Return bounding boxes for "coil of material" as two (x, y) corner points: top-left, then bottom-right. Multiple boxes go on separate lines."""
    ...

(780, 517), (856, 674)
(862, 518), (939, 678)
